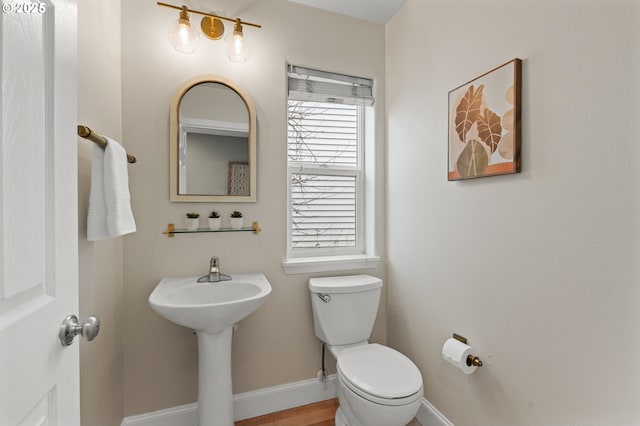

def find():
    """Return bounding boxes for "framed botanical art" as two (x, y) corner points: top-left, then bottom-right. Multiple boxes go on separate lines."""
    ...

(448, 58), (522, 180)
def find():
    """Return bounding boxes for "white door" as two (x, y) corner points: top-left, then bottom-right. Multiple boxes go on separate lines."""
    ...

(0, 0), (80, 424)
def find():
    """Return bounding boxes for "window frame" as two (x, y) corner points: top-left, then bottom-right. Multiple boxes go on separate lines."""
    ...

(283, 66), (380, 274)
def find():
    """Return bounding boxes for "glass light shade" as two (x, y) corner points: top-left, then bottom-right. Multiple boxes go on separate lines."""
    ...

(224, 27), (250, 63)
(168, 17), (200, 54)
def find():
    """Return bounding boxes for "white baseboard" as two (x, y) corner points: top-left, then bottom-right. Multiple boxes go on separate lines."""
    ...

(121, 403), (198, 426)
(233, 373), (338, 420)
(416, 398), (454, 426)
(121, 374), (338, 426)
(121, 374), (455, 426)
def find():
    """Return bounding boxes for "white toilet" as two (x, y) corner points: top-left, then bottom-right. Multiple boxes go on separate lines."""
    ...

(309, 275), (423, 426)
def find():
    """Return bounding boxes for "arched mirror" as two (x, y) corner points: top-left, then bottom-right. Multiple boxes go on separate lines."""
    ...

(170, 75), (256, 202)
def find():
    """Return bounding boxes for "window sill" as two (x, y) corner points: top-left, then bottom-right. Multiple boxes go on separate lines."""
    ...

(282, 254), (381, 275)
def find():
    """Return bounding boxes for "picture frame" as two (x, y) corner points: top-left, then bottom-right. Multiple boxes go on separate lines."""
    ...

(228, 162), (250, 196)
(448, 58), (522, 181)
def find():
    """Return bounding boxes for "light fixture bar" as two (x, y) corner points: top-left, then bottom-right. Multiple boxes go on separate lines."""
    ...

(156, 2), (262, 29)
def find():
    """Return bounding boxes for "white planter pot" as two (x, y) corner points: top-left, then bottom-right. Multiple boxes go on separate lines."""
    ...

(208, 217), (221, 230)
(185, 217), (200, 231)
(229, 217), (243, 230)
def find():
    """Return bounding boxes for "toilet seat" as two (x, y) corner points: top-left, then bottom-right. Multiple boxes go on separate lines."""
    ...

(337, 344), (423, 406)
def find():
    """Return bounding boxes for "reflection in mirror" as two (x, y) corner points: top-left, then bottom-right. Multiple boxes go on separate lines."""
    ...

(179, 83), (249, 195)
(170, 76), (256, 202)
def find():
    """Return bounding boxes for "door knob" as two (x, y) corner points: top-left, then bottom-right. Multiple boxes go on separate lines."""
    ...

(59, 314), (100, 346)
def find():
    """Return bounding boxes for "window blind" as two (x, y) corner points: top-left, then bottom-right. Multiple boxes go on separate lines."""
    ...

(287, 102), (358, 166)
(287, 64), (374, 106)
(290, 173), (357, 249)
(288, 100), (360, 250)
(287, 65), (372, 255)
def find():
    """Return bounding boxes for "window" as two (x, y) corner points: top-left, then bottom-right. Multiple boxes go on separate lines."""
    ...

(288, 101), (361, 253)
(285, 65), (378, 272)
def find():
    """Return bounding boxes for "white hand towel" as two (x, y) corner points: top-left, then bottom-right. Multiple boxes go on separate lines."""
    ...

(87, 144), (109, 241)
(87, 138), (136, 241)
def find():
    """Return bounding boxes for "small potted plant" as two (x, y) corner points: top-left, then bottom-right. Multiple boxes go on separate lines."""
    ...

(208, 210), (221, 230)
(185, 212), (200, 231)
(229, 210), (244, 229)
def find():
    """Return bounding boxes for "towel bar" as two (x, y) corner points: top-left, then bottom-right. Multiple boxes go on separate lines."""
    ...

(77, 125), (137, 164)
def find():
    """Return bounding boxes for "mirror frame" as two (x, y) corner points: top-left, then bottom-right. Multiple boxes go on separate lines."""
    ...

(169, 75), (257, 202)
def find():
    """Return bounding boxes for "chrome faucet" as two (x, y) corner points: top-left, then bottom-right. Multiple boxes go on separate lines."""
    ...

(197, 256), (232, 283)
(208, 256), (221, 282)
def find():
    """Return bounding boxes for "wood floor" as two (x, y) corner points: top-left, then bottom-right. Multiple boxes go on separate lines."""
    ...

(235, 398), (422, 426)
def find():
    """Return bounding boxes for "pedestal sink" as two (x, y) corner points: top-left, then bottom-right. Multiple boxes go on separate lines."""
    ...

(149, 272), (271, 426)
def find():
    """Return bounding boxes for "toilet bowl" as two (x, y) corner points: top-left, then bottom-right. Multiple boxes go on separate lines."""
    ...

(309, 275), (423, 426)
(334, 343), (423, 426)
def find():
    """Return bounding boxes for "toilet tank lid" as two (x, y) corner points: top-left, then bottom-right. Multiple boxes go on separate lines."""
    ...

(309, 275), (382, 294)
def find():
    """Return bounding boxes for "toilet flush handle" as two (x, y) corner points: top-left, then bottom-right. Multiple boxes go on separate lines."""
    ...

(317, 293), (331, 303)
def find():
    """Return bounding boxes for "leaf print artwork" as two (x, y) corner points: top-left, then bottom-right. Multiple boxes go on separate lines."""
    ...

(505, 85), (514, 105)
(454, 84), (485, 143)
(501, 108), (514, 131)
(476, 108), (502, 153)
(457, 139), (488, 178)
(448, 59), (521, 180)
(498, 131), (514, 160)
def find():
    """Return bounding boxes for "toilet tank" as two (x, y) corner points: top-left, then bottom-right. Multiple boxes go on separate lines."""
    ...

(309, 275), (382, 346)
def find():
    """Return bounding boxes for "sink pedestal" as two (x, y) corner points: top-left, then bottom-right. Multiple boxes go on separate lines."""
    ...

(148, 273), (272, 426)
(197, 327), (234, 426)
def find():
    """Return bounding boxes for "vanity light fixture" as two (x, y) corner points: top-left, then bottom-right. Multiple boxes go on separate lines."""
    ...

(157, 2), (261, 63)
(225, 19), (251, 63)
(167, 5), (200, 53)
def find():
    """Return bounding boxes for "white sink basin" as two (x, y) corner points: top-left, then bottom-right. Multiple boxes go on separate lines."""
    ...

(149, 272), (271, 425)
(149, 272), (271, 334)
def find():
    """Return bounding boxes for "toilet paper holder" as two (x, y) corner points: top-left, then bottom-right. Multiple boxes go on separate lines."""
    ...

(453, 333), (483, 367)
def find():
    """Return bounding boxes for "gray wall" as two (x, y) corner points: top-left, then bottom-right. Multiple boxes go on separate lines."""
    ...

(385, 0), (640, 425)
(185, 133), (248, 195)
(75, 1), (640, 424)
(77, 0), (125, 425)
(120, 0), (386, 416)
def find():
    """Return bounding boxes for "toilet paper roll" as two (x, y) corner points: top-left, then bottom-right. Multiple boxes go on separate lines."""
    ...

(442, 337), (477, 375)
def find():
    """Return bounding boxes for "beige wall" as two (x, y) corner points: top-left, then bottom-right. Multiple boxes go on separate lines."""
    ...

(386, 1), (640, 425)
(120, 0), (386, 416)
(77, 0), (125, 425)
